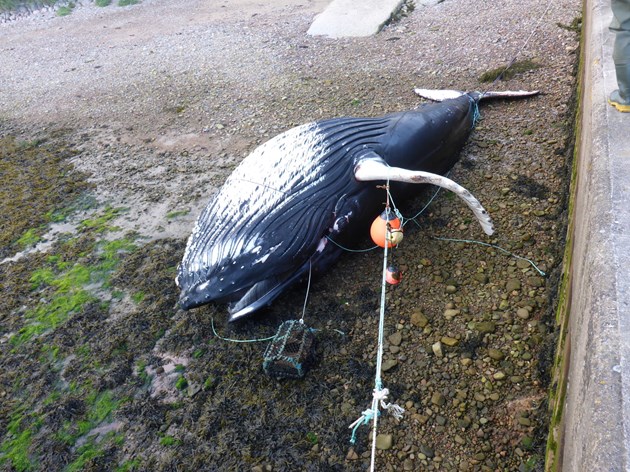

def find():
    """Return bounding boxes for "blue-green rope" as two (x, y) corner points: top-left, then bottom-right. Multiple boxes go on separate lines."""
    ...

(471, 97), (481, 126)
(325, 235), (378, 253)
(210, 317), (276, 343)
(401, 185), (444, 228)
(432, 236), (546, 276)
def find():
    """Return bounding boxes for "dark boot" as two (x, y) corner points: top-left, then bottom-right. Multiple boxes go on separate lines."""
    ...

(609, 64), (630, 112)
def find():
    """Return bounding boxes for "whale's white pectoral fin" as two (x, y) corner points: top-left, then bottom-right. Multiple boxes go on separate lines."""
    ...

(354, 155), (495, 236)
(413, 88), (466, 101)
(414, 88), (540, 102)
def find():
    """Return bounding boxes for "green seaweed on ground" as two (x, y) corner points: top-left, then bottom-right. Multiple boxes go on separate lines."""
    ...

(175, 376), (188, 390)
(65, 439), (104, 472)
(135, 360), (150, 384)
(11, 233), (137, 346)
(12, 289), (95, 345)
(0, 134), (164, 471)
(478, 59), (542, 83)
(116, 459), (141, 471)
(165, 209), (189, 219)
(55, 2), (73, 16)
(0, 0), (54, 12)
(56, 389), (123, 445)
(557, 16), (582, 33)
(0, 429), (33, 471)
(0, 136), (92, 260)
(159, 435), (181, 447)
(65, 431), (125, 472)
(0, 408), (41, 472)
(131, 291), (145, 303)
(99, 236), (138, 274)
(83, 390), (122, 432)
(16, 228), (41, 249)
(79, 206), (127, 233)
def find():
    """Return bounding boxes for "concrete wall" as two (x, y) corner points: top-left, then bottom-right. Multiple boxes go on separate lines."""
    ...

(560, 0), (630, 470)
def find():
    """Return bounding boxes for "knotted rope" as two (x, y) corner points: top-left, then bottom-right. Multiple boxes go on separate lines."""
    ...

(348, 182), (404, 472)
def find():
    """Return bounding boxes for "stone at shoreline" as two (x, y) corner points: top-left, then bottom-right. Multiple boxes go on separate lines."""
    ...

(431, 392), (446, 406)
(441, 336), (459, 347)
(474, 273), (489, 283)
(381, 359), (398, 372)
(506, 279), (521, 292)
(419, 443), (435, 458)
(375, 434), (393, 450)
(388, 331), (402, 346)
(527, 276), (545, 287)
(411, 311), (429, 328)
(444, 308), (460, 320)
(488, 348), (505, 360)
(475, 321), (496, 333)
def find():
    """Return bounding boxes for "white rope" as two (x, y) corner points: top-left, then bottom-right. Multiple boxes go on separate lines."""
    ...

(375, 388), (405, 420)
(348, 184), (404, 471)
(299, 259), (313, 324)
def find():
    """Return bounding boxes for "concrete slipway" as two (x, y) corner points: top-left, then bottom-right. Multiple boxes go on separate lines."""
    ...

(310, 0), (630, 470)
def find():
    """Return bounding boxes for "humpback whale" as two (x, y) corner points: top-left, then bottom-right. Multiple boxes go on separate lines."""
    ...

(176, 89), (538, 320)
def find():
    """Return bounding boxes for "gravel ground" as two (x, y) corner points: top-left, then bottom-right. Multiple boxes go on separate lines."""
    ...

(0, 0), (581, 470)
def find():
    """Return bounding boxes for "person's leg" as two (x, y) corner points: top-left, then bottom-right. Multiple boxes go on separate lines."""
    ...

(609, 0), (630, 111)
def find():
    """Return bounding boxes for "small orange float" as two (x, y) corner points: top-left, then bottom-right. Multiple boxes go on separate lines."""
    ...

(386, 265), (403, 285)
(370, 210), (403, 248)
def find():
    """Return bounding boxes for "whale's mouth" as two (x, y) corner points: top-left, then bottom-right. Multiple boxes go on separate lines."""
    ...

(178, 288), (213, 311)
(178, 292), (208, 311)
(178, 282), (247, 311)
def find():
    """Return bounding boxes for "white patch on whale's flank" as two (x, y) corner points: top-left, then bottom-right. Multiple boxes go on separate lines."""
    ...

(332, 211), (352, 231)
(183, 123), (327, 269)
(316, 236), (327, 253)
(254, 254), (271, 264)
(253, 242), (282, 265)
(224, 122), (326, 213)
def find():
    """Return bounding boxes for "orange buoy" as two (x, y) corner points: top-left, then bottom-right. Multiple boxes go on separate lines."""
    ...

(370, 210), (403, 248)
(386, 265), (403, 285)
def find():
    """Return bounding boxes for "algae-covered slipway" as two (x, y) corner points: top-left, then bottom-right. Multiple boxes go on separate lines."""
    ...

(2, 0), (623, 470)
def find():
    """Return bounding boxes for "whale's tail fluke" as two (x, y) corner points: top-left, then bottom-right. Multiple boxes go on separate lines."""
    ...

(413, 88), (539, 102)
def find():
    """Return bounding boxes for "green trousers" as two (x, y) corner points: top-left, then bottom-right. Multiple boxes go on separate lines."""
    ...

(611, 0), (630, 63)
(611, 0), (630, 95)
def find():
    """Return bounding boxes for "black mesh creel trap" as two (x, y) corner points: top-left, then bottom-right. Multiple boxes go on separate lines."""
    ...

(263, 320), (315, 378)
